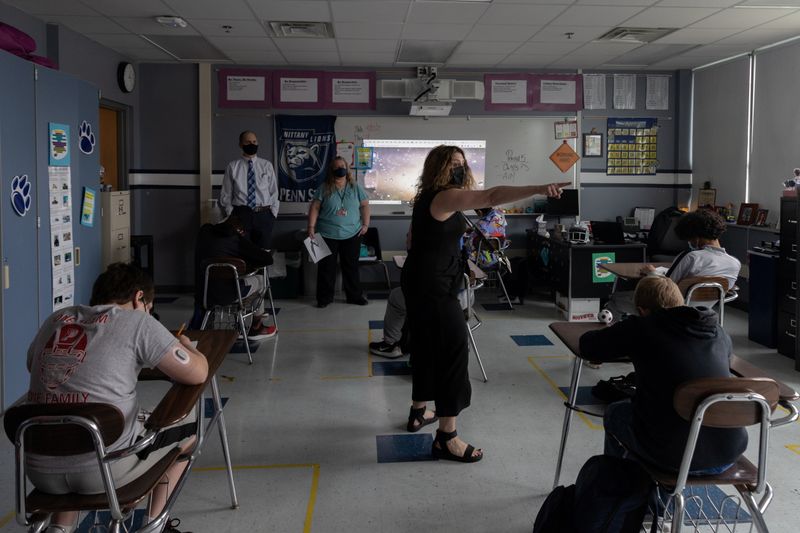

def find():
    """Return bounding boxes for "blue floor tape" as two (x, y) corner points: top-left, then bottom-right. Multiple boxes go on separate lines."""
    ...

(369, 320), (384, 330)
(376, 433), (436, 463)
(204, 397), (229, 418)
(511, 334), (553, 346)
(372, 361), (411, 376)
(78, 510), (146, 532)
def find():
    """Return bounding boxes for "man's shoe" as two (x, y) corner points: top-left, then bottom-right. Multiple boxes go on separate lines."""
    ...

(369, 340), (402, 359)
(347, 296), (368, 305)
(247, 324), (277, 340)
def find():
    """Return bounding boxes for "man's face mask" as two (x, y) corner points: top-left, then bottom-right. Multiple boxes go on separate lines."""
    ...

(450, 165), (466, 186)
(333, 168), (347, 178)
(242, 144), (258, 156)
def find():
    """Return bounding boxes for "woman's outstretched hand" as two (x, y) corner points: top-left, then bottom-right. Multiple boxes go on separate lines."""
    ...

(544, 182), (572, 198)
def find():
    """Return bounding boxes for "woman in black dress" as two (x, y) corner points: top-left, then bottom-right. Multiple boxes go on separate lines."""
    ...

(402, 145), (568, 462)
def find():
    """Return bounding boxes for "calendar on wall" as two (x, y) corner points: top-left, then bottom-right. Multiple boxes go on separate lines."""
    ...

(606, 118), (658, 176)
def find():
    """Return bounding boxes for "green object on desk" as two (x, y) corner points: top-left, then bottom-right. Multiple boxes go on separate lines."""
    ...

(591, 252), (616, 283)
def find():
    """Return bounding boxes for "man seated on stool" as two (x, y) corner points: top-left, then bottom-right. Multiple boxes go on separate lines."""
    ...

(25, 263), (208, 533)
(606, 209), (740, 320)
(191, 214), (275, 339)
(580, 276), (747, 474)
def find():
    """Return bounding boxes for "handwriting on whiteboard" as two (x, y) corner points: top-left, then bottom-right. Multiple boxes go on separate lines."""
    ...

(501, 149), (530, 181)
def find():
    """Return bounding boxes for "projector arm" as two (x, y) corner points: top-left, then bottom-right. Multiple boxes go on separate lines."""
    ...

(414, 71), (438, 102)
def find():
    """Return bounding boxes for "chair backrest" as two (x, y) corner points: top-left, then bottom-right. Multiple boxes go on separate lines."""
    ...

(673, 377), (779, 428)
(362, 227), (382, 259)
(677, 276), (728, 304)
(202, 257), (247, 308)
(3, 403), (124, 455)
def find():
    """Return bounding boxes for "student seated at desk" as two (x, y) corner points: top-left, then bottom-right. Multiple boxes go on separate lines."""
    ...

(606, 209), (740, 320)
(25, 263), (208, 533)
(580, 276), (747, 474)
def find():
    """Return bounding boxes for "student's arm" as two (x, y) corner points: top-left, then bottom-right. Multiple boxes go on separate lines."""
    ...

(155, 335), (209, 385)
(579, 319), (639, 363)
(219, 163), (234, 217)
(430, 183), (569, 222)
(667, 253), (696, 283)
(308, 199), (321, 238)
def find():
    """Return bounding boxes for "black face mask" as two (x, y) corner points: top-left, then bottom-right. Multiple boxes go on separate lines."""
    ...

(450, 165), (465, 186)
(242, 144), (258, 156)
(333, 168), (347, 178)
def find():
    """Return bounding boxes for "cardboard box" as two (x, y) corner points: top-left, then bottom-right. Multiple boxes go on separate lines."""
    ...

(555, 292), (600, 322)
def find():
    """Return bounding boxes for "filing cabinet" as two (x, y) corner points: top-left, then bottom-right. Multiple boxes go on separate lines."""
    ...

(778, 197), (798, 368)
(101, 191), (130, 268)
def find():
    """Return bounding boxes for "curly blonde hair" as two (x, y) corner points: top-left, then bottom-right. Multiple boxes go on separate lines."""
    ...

(413, 145), (475, 203)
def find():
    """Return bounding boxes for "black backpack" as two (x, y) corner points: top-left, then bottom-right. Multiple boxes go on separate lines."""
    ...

(646, 206), (683, 257)
(533, 455), (654, 533)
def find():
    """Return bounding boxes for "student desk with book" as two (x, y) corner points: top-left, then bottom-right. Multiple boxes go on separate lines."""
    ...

(548, 321), (800, 487)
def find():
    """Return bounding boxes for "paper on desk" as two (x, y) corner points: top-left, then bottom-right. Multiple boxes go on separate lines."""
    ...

(304, 236), (331, 264)
(653, 266), (668, 276)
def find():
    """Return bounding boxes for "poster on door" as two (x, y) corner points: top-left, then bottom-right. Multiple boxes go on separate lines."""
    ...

(49, 166), (75, 310)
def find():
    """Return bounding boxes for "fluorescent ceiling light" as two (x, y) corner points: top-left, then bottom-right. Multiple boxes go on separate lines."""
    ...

(155, 16), (187, 28)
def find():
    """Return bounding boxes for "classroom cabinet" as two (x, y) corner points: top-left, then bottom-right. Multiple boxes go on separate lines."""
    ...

(778, 197), (799, 369)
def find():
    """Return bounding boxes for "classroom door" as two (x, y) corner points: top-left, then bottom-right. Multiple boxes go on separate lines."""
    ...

(35, 67), (102, 323)
(0, 52), (39, 409)
(99, 105), (119, 190)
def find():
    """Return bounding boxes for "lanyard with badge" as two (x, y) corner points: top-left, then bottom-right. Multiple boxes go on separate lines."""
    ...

(335, 186), (348, 217)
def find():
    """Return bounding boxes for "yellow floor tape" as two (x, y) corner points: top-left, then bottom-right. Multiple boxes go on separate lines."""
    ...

(527, 356), (603, 431)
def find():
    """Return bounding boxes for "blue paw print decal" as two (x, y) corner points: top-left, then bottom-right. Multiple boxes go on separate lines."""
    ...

(11, 174), (32, 217)
(79, 120), (95, 155)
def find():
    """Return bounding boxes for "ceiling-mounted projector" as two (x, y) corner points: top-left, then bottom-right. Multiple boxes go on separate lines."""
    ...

(409, 103), (453, 116)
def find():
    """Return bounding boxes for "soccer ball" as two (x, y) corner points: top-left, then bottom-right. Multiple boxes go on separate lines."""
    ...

(598, 309), (613, 324)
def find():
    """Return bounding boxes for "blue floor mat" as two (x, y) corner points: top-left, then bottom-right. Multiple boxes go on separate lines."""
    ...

(376, 433), (436, 463)
(369, 320), (384, 330)
(78, 510), (147, 532)
(372, 361), (411, 376)
(511, 334), (553, 346)
(655, 485), (752, 523)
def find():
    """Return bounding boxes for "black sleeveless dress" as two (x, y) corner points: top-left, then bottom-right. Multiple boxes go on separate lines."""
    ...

(401, 189), (470, 416)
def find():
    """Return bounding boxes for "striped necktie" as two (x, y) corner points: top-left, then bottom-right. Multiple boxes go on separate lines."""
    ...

(246, 160), (256, 209)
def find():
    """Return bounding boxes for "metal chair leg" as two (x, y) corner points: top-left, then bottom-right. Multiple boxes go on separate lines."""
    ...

(553, 355), (583, 488)
(381, 262), (391, 291)
(671, 492), (685, 533)
(264, 277), (278, 330)
(738, 486), (770, 533)
(497, 271), (513, 309)
(237, 312), (253, 365)
(200, 310), (212, 330)
(467, 322), (488, 383)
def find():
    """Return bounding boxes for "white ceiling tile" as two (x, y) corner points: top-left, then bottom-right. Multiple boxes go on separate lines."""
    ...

(455, 41), (523, 54)
(465, 24), (539, 42)
(3, 0), (98, 16)
(281, 50), (340, 65)
(515, 41), (584, 55)
(162, 0), (255, 20)
(446, 53), (505, 67)
(571, 41), (644, 56)
(654, 27), (740, 45)
(549, 6), (647, 27)
(529, 26), (609, 43)
(337, 39), (399, 53)
(575, 0), (658, 5)
(622, 7), (722, 28)
(655, 0), (738, 6)
(492, 0), (571, 3)
(225, 50), (287, 64)
(339, 52), (396, 66)
(331, 1), (410, 22)
(716, 26), (800, 46)
(82, 0), (174, 17)
(738, 0), (800, 5)
(689, 8), (795, 29)
(548, 57), (603, 68)
(188, 19), (268, 37)
(112, 45), (176, 61)
(116, 17), (199, 35)
(205, 36), (278, 51)
(479, 4), (567, 26)
(645, 58), (701, 69)
(757, 11), (800, 28)
(84, 33), (154, 48)
(249, 1), (331, 22)
(42, 15), (129, 34)
(334, 22), (403, 39)
(500, 54), (565, 67)
(408, 2), (488, 25)
(274, 37), (336, 52)
(678, 43), (751, 57)
(402, 23), (472, 40)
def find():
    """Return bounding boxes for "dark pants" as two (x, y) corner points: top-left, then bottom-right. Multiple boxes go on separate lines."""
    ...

(316, 234), (363, 305)
(232, 206), (275, 249)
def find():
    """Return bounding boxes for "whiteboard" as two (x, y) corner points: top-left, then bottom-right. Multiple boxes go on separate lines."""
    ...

(335, 116), (577, 212)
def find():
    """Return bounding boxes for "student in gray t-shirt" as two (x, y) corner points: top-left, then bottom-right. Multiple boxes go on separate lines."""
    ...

(25, 263), (208, 533)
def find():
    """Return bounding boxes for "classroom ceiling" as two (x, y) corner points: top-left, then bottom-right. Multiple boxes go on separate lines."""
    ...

(6, 0), (800, 69)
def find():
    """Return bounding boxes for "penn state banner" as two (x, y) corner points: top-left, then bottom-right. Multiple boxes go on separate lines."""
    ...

(276, 115), (336, 202)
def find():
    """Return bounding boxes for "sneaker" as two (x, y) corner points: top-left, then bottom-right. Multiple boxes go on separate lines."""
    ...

(369, 340), (402, 359)
(164, 518), (192, 533)
(247, 324), (277, 340)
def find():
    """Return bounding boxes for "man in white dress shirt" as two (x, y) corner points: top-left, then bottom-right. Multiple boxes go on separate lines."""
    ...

(219, 131), (280, 248)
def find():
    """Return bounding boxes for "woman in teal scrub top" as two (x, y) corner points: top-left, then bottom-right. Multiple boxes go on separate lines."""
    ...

(307, 156), (371, 308)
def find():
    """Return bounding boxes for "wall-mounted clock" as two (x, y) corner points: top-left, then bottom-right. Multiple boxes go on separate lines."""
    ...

(117, 62), (135, 93)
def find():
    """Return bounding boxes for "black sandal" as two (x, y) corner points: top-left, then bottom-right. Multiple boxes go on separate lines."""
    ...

(431, 429), (483, 463)
(406, 406), (438, 432)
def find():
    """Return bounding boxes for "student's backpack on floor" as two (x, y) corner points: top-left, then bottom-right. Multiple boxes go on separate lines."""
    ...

(533, 455), (654, 533)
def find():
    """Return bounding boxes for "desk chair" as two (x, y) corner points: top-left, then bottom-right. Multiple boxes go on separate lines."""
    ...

(463, 273), (488, 383)
(200, 258), (277, 365)
(677, 276), (736, 326)
(618, 377), (798, 533)
(359, 227), (391, 290)
(3, 402), (199, 533)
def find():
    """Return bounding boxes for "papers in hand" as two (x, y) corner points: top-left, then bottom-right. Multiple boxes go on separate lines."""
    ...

(304, 236), (331, 264)
(653, 266), (669, 276)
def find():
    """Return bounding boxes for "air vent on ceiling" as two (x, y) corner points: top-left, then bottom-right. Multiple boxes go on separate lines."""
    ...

(596, 27), (678, 44)
(268, 21), (334, 38)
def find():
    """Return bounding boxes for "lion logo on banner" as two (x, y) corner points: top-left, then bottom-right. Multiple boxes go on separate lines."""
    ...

(279, 141), (329, 184)
(39, 324), (89, 390)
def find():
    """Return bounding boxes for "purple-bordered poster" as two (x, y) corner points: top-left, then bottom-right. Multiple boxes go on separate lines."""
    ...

(272, 71), (324, 109)
(484, 74), (532, 111)
(531, 74), (583, 111)
(323, 72), (376, 110)
(217, 68), (271, 108)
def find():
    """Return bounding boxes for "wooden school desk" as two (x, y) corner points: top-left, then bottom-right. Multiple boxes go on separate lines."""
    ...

(598, 262), (671, 293)
(548, 321), (799, 487)
(139, 329), (240, 509)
